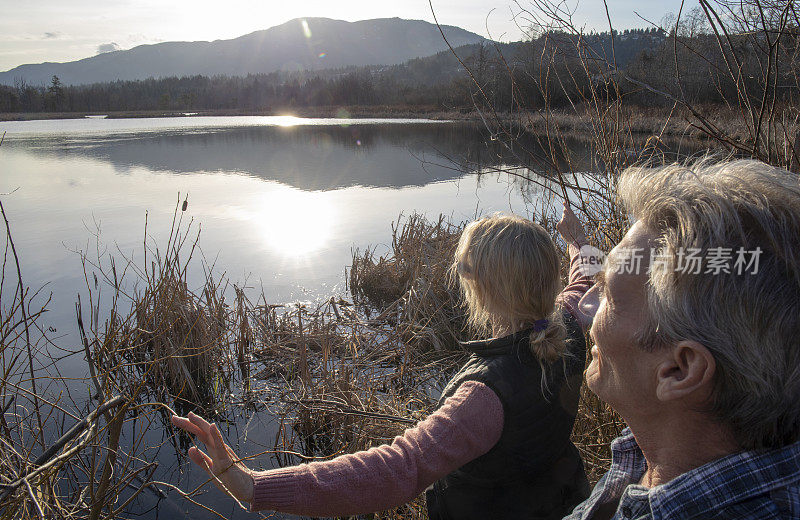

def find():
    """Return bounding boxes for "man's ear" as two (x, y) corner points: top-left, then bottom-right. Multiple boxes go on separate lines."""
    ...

(655, 340), (716, 402)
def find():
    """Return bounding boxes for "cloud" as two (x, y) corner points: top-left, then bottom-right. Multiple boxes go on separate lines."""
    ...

(96, 42), (121, 54)
(43, 32), (61, 39)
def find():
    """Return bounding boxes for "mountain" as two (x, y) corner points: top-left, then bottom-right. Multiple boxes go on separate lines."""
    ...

(0, 18), (486, 86)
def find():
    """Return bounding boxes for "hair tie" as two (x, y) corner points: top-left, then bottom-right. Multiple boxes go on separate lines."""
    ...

(532, 319), (549, 332)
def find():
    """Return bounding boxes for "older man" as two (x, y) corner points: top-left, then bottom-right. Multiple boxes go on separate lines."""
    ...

(568, 159), (800, 519)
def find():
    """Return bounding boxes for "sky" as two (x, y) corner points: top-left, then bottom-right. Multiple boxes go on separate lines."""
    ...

(0, 0), (698, 72)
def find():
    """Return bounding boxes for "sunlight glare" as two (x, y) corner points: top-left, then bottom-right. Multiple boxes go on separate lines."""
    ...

(259, 187), (334, 257)
(301, 19), (312, 39)
(271, 115), (303, 126)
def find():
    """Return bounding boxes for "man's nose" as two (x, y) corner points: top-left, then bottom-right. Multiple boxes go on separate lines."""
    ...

(577, 285), (600, 328)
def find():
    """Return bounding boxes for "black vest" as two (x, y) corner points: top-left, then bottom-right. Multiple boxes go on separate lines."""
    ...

(426, 312), (590, 520)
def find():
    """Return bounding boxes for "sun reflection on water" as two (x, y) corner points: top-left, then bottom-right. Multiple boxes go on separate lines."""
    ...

(270, 115), (303, 126)
(258, 186), (335, 257)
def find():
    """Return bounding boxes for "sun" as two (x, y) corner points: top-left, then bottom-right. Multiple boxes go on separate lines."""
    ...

(258, 186), (335, 257)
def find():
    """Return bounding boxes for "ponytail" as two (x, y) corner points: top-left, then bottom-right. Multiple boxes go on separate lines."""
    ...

(527, 309), (568, 397)
(527, 309), (567, 363)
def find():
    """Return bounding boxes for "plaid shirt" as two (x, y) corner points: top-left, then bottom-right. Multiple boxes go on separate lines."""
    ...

(564, 429), (800, 519)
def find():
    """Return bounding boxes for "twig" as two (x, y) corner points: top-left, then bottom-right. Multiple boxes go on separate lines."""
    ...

(1, 396), (13, 415)
(0, 197), (45, 449)
(23, 478), (45, 519)
(0, 395), (126, 503)
(76, 294), (103, 400)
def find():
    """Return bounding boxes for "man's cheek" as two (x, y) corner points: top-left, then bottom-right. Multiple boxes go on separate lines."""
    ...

(589, 311), (609, 347)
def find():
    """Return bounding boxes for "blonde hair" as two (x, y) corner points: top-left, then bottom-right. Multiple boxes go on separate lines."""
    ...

(618, 158), (800, 449)
(452, 214), (566, 363)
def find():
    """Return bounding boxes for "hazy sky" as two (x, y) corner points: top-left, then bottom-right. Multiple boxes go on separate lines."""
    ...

(0, 0), (698, 72)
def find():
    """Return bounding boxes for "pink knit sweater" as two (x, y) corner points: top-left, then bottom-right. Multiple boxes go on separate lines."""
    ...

(251, 242), (594, 515)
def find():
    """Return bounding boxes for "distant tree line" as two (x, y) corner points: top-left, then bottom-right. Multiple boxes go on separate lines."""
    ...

(1, 22), (795, 114)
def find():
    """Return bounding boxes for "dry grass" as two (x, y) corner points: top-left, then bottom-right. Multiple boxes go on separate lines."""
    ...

(1, 202), (246, 519)
(350, 213), (466, 352)
(79, 205), (238, 414)
(518, 104), (754, 143)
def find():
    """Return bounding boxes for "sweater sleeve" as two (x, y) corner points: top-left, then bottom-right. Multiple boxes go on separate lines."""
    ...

(556, 240), (596, 332)
(250, 380), (504, 517)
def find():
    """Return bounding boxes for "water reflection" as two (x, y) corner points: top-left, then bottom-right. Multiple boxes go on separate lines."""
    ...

(2, 120), (566, 351)
(6, 122), (592, 191)
(257, 186), (335, 257)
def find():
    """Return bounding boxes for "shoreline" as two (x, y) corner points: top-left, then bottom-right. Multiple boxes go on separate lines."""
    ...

(0, 105), (742, 143)
(0, 105), (481, 122)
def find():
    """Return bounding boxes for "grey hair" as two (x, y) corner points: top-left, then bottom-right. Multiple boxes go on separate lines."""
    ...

(618, 158), (800, 449)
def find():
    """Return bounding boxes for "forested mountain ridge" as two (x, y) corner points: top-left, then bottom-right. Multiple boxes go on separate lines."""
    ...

(0, 27), (677, 114)
(0, 17), (486, 86)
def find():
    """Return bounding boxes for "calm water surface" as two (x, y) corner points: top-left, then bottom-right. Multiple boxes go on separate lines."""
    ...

(1, 117), (572, 355)
(0, 116), (584, 518)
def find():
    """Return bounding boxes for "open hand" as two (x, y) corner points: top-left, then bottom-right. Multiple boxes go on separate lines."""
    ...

(556, 203), (587, 246)
(171, 412), (254, 503)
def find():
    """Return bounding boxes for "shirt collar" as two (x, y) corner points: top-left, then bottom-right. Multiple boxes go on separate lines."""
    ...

(602, 429), (800, 520)
(648, 437), (800, 519)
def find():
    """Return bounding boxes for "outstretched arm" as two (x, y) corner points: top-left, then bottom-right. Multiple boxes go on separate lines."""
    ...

(172, 380), (503, 517)
(555, 204), (596, 331)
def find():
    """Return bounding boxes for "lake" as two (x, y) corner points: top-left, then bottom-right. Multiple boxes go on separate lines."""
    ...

(0, 116), (588, 369)
(1, 116), (590, 518)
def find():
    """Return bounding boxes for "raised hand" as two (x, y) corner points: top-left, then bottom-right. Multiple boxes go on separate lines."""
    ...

(556, 203), (587, 246)
(171, 412), (254, 503)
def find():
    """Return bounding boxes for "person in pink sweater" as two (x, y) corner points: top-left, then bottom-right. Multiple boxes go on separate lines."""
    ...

(172, 205), (595, 519)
